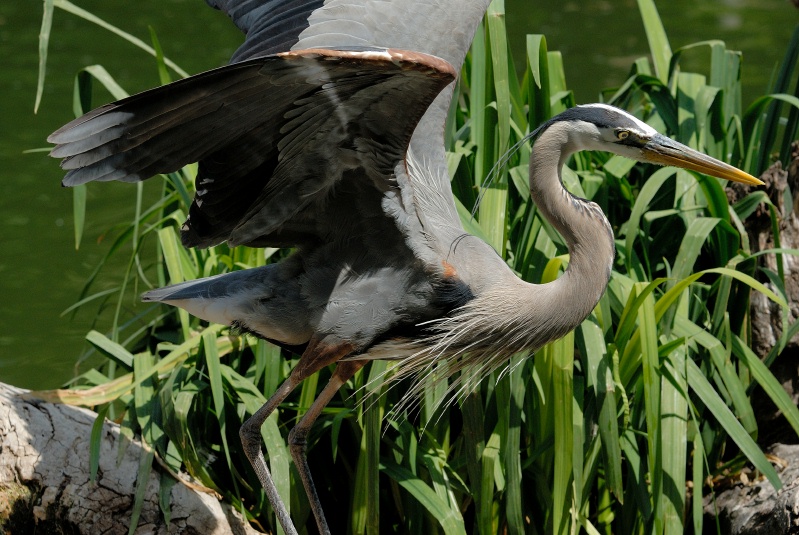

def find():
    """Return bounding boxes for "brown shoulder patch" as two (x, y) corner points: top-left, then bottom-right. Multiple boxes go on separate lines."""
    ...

(442, 260), (458, 279)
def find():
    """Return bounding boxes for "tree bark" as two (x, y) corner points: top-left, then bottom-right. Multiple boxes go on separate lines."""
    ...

(704, 444), (799, 534)
(707, 147), (799, 533)
(728, 145), (799, 446)
(0, 382), (261, 534)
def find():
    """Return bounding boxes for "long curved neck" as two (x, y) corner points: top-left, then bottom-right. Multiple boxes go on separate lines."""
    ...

(527, 121), (615, 329)
(423, 121), (616, 358)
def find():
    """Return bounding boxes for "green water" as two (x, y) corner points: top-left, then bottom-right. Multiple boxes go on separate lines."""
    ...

(1, 0), (796, 389)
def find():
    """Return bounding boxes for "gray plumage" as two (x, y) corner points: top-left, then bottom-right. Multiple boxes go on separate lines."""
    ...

(48, 2), (763, 534)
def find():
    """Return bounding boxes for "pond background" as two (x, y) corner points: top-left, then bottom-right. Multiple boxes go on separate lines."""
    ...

(1, 0), (796, 389)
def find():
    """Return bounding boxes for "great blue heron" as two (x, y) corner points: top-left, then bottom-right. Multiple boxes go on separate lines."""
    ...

(48, 1), (763, 533)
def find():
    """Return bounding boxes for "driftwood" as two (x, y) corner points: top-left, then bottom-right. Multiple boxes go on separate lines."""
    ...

(727, 144), (799, 359)
(704, 444), (799, 534)
(0, 382), (260, 534)
(727, 146), (799, 446)
(707, 148), (799, 532)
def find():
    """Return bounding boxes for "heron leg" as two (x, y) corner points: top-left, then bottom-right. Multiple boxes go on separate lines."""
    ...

(288, 360), (366, 535)
(239, 336), (353, 535)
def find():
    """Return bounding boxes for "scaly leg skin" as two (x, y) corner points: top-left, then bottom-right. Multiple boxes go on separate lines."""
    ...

(288, 360), (366, 535)
(240, 377), (300, 535)
(239, 336), (354, 535)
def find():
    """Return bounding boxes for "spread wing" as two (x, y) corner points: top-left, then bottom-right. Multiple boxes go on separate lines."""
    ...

(206, 0), (493, 67)
(205, 0), (495, 234)
(49, 48), (455, 248)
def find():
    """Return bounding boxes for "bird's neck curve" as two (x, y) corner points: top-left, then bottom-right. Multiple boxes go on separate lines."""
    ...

(526, 121), (615, 329)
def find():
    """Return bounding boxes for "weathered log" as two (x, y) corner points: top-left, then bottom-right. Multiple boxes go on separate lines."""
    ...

(707, 148), (799, 533)
(704, 444), (799, 534)
(727, 144), (799, 359)
(727, 145), (799, 447)
(0, 382), (261, 534)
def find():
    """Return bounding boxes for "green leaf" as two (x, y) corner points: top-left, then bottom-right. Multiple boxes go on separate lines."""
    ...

(526, 34), (551, 126)
(672, 218), (720, 282)
(72, 185), (86, 250)
(53, 0), (188, 78)
(79, 64), (129, 100)
(480, 431), (501, 535)
(35, 0), (55, 113)
(637, 285), (663, 534)
(148, 26), (171, 85)
(636, 0), (672, 83)
(89, 404), (110, 483)
(381, 461), (467, 535)
(624, 167), (676, 271)
(674, 317), (757, 436)
(579, 321), (623, 501)
(551, 330), (575, 535)
(686, 359), (781, 489)
(660, 345), (688, 535)
(203, 331), (239, 496)
(128, 448), (155, 535)
(733, 335), (799, 438)
(85, 330), (135, 369)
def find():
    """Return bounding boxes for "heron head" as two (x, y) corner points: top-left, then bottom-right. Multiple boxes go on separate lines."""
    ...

(562, 103), (763, 186)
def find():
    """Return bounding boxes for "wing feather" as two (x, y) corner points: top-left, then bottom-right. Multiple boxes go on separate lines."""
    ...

(50, 48), (455, 249)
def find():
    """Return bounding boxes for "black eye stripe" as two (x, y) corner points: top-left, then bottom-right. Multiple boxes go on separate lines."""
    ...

(612, 127), (649, 146)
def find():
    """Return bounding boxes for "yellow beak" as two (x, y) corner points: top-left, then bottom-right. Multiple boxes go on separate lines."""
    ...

(643, 134), (764, 186)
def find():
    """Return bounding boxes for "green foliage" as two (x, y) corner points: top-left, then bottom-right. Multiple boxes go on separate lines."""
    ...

(36, 1), (799, 534)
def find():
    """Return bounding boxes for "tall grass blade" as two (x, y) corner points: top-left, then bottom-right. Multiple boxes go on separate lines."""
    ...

(460, 393), (485, 529)
(637, 285), (663, 534)
(660, 346), (688, 535)
(203, 332), (239, 497)
(732, 335), (799, 437)
(53, 0), (189, 78)
(480, 431), (501, 535)
(35, 0), (54, 113)
(72, 185), (86, 250)
(128, 448), (155, 535)
(758, 26), (799, 174)
(675, 317), (757, 435)
(85, 330), (134, 370)
(526, 34), (551, 127)
(221, 366), (291, 534)
(158, 227), (192, 339)
(686, 360), (781, 489)
(381, 461), (466, 535)
(691, 429), (705, 535)
(579, 321), (624, 501)
(148, 26), (171, 85)
(89, 404), (110, 482)
(487, 0), (510, 157)
(551, 331), (574, 535)
(672, 218), (720, 282)
(504, 359), (526, 535)
(635, 0), (672, 83)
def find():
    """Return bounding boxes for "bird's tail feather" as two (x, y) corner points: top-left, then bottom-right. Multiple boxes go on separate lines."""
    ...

(141, 272), (231, 303)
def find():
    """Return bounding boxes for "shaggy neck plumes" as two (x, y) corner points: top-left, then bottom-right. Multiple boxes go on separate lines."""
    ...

(380, 120), (616, 413)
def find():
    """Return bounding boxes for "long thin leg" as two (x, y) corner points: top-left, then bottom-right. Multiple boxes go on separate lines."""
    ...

(240, 377), (299, 535)
(240, 336), (353, 535)
(288, 360), (366, 535)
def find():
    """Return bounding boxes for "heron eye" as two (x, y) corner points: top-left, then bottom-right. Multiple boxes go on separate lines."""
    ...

(617, 130), (630, 140)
